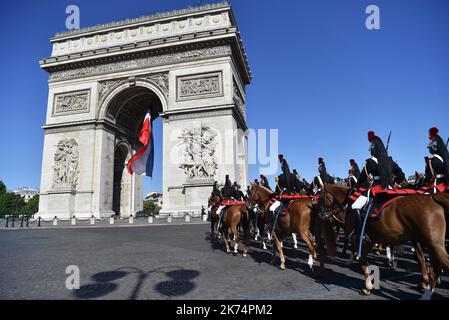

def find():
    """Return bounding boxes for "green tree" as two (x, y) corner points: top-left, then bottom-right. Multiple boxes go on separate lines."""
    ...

(143, 199), (160, 216)
(0, 192), (25, 216)
(0, 181), (6, 195)
(20, 195), (39, 216)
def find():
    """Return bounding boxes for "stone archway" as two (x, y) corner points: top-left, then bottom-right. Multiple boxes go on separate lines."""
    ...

(112, 143), (130, 216)
(106, 84), (164, 218)
(37, 2), (252, 219)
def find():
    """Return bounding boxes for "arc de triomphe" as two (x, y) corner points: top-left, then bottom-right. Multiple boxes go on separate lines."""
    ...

(37, 1), (251, 219)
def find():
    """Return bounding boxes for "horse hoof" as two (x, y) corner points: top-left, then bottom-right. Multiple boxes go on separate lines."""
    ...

(280, 263), (286, 270)
(226, 249), (230, 254)
(233, 252), (237, 256)
(417, 283), (426, 293)
(361, 288), (371, 296)
(242, 253), (247, 257)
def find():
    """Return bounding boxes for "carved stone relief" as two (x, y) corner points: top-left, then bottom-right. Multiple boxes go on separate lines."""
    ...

(178, 125), (218, 178)
(49, 45), (231, 82)
(52, 139), (80, 188)
(177, 72), (223, 101)
(53, 90), (90, 116)
(233, 80), (245, 118)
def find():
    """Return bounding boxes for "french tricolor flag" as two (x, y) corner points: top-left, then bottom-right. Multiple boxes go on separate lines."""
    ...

(126, 111), (154, 177)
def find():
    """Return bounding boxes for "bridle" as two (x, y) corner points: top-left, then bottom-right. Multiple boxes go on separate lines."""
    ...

(319, 187), (346, 225)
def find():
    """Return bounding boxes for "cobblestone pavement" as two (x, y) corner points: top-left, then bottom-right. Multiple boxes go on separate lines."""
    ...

(0, 224), (448, 300)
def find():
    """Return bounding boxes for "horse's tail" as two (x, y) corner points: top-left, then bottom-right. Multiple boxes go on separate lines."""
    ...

(322, 220), (337, 257)
(430, 245), (449, 271)
(432, 193), (449, 234)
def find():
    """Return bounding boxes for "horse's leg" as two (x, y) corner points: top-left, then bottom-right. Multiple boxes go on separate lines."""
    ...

(421, 243), (449, 300)
(413, 241), (430, 291)
(360, 242), (375, 295)
(243, 224), (250, 257)
(232, 224), (239, 256)
(385, 246), (397, 269)
(300, 230), (318, 271)
(272, 231), (286, 270)
(222, 227), (230, 254)
(292, 233), (298, 249)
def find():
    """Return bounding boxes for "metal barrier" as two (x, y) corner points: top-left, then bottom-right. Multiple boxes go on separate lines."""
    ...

(1, 211), (207, 229)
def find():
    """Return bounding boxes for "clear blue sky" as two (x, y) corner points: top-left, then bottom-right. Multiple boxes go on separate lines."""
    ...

(0, 0), (448, 194)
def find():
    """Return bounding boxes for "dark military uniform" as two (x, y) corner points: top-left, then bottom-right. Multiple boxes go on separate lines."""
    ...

(427, 155), (447, 185)
(391, 159), (407, 185)
(357, 157), (382, 188)
(318, 159), (335, 184)
(260, 175), (271, 190)
(350, 160), (361, 179)
(221, 176), (234, 199)
(279, 156), (293, 193)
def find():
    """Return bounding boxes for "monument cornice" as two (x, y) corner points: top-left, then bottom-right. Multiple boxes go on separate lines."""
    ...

(161, 104), (247, 131)
(51, 1), (232, 41)
(40, 2), (251, 83)
(40, 36), (251, 84)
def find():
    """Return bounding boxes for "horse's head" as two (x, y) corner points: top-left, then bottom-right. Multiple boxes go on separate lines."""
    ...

(208, 192), (221, 206)
(317, 184), (349, 223)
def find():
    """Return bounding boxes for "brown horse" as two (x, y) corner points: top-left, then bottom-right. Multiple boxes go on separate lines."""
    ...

(219, 204), (251, 256)
(208, 193), (221, 238)
(248, 183), (336, 272)
(319, 184), (449, 298)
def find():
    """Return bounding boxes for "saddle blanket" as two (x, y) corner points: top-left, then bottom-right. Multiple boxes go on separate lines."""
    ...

(370, 196), (404, 218)
(219, 199), (246, 206)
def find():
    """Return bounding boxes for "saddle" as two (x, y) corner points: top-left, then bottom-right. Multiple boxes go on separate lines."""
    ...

(369, 188), (422, 218)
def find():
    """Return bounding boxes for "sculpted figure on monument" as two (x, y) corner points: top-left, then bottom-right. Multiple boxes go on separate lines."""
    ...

(179, 126), (218, 179)
(52, 139), (80, 187)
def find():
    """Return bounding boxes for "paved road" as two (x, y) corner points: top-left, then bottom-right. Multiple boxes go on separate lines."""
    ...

(0, 224), (448, 300)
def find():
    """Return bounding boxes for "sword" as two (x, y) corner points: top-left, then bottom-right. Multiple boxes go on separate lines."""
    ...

(386, 130), (392, 151)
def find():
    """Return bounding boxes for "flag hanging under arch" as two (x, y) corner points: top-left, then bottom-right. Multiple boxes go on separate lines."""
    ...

(126, 111), (154, 177)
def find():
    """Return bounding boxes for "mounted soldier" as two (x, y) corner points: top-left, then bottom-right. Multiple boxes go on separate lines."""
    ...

(349, 159), (361, 179)
(318, 157), (335, 184)
(232, 182), (245, 201)
(259, 174), (271, 190)
(278, 154), (293, 194)
(292, 169), (307, 194)
(347, 169), (358, 188)
(351, 131), (394, 249)
(221, 175), (234, 199)
(425, 127), (449, 193)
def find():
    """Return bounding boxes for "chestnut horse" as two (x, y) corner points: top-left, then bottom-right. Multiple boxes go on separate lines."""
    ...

(218, 203), (251, 256)
(248, 183), (336, 272)
(319, 184), (449, 298)
(208, 193), (221, 238)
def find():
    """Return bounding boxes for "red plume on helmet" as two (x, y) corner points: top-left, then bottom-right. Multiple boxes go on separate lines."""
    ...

(368, 131), (375, 142)
(429, 127), (439, 140)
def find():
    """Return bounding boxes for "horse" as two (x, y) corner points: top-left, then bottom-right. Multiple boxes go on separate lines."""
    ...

(207, 193), (221, 238)
(248, 183), (336, 272)
(218, 202), (251, 256)
(319, 184), (449, 298)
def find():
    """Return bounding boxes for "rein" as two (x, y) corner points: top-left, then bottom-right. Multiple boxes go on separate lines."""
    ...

(320, 187), (347, 225)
